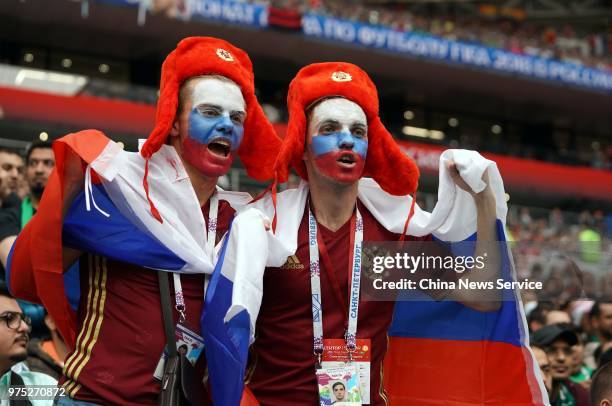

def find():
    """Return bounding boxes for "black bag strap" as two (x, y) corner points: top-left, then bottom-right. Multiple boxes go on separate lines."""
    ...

(9, 372), (33, 406)
(158, 271), (177, 358)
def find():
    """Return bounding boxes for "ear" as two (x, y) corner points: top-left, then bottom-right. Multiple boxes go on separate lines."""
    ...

(169, 119), (180, 139)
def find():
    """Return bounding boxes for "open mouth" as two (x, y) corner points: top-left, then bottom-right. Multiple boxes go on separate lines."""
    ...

(337, 152), (357, 167)
(207, 139), (231, 157)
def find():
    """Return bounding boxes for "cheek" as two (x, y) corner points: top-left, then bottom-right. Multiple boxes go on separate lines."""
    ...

(187, 110), (216, 143)
(310, 135), (339, 157)
(354, 139), (368, 159)
(232, 125), (245, 151)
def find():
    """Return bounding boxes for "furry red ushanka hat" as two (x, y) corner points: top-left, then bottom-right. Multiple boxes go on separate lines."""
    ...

(275, 62), (419, 196)
(139, 36), (280, 221)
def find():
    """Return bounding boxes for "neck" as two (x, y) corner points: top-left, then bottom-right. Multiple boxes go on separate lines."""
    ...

(186, 167), (217, 206)
(29, 194), (40, 210)
(309, 174), (358, 232)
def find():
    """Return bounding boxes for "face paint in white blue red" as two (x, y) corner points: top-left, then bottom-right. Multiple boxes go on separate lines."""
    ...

(181, 76), (246, 178)
(306, 98), (368, 183)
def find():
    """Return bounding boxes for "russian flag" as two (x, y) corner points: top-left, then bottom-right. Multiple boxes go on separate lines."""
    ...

(8, 129), (216, 346)
(383, 221), (547, 405)
(225, 149), (549, 405)
(201, 208), (269, 406)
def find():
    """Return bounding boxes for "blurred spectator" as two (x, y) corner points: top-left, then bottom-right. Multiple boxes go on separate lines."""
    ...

(590, 302), (612, 347)
(0, 141), (54, 269)
(0, 283), (56, 396)
(590, 360), (612, 406)
(0, 141), (55, 339)
(547, 310), (572, 326)
(595, 342), (612, 369)
(585, 302), (612, 370)
(0, 283), (29, 376)
(532, 345), (553, 393)
(151, 0), (187, 18)
(569, 331), (593, 388)
(579, 221), (602, 263)
(601, 275), (612, 301)
(0, 148), (23, 205)
(529, 303), (554, 333)
(532, 324), (591, 405)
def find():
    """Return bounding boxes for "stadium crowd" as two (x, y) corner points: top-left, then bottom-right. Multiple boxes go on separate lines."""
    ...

(266, 0), (612, 71)
(1, 138), (611, 404)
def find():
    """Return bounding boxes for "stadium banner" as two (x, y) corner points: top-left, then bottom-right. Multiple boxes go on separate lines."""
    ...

(188, 0), (267, 27)
(93, 0), (268, 27)
(301, 13), (612, 92)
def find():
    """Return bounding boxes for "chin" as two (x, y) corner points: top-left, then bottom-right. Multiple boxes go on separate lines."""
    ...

(9, 351), (28, 363)
(182, 139), (234, 178)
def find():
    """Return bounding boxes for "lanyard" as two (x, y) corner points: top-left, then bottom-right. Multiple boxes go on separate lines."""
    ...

(173, 193), (219, 323)
(309, 202), (363, 364)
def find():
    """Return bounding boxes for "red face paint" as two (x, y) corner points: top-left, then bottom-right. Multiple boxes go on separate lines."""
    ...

(182, 136), (234, 178)
(313, 150), (365, 183)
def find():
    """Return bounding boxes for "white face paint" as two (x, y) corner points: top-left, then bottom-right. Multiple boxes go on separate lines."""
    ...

(191, 76), (246, 116)
(307, 98), (367, 139)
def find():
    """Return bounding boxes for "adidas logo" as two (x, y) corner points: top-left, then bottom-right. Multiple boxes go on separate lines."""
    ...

(281, 255), (304, 270)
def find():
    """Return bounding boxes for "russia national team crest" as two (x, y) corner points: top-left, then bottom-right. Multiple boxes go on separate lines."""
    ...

(331, 71), (352, 82)
(216, 48), (234, 62)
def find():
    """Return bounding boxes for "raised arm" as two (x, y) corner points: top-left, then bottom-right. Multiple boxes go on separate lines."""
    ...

(447, 161), (501, 312)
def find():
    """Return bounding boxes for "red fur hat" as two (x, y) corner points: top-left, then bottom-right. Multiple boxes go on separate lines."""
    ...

(275, 62), (419, 196)
(141, 36), (280, 180)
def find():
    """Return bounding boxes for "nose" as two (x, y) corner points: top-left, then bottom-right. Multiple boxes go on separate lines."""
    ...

(17, 318), (30, 334)
(338, 131), (354, 149)
(214, 116), (234, 136)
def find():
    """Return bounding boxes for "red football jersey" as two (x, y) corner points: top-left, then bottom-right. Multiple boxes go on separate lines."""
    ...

(58, 200), (235, 405)
(248, 200), (431, 406)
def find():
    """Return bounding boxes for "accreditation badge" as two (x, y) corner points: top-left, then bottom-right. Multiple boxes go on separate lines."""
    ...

(153, 324), (205, 380)
(321, 338), (371, 404)
(316, 363), (362, 405)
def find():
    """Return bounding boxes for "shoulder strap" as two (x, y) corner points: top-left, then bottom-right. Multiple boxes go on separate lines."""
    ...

(9, 371), (33, 406)
(158, 271), (177, 358)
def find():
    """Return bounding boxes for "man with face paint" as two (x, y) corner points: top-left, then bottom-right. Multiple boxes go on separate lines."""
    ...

(227, 62), (546, 405)
(174, 75), (246, 181)
(8, 37), (280, 405)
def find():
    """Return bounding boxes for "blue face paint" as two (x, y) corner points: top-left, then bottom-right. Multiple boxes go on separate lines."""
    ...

(187, 108), (244, 151)
(311, 131), (368, 159)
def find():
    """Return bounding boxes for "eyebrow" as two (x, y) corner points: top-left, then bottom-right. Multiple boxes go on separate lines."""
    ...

(196, 103), (246, 115)
(317, 119), (341, 127)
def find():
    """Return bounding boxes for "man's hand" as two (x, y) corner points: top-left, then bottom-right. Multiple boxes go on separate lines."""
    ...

(446, 160), (501, 312)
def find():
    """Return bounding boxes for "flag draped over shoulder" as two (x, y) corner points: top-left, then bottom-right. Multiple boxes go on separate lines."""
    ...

(201, 209), (269, 406)
(7, 130), (251, 349)
(220, 149), (548, 405)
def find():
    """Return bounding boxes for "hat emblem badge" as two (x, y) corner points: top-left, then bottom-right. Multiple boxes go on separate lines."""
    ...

(331, 71), (352, 82)
(216, 48), (234, 62)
